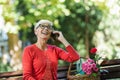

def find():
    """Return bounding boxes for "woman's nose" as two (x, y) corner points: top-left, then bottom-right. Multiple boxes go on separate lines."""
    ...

(44, 26), (49, 30)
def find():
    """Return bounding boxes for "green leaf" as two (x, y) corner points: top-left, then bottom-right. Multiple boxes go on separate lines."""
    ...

(92, 73), (97, 77)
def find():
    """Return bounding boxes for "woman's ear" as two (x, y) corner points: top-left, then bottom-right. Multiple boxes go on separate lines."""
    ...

(34, 29), (37, 35)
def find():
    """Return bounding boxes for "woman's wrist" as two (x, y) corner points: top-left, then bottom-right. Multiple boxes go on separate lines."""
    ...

(60, 38), (70, 47)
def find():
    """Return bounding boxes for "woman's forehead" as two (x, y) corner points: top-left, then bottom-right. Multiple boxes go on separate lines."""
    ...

(39, 20), (52, 25)
(34, 19), (53, 30)
(41, 22), (51, 26)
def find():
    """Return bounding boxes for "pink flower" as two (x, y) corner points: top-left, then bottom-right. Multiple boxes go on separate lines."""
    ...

(92, 63), (97, 67)
(86, 68), (92, 75)
(80, 47), (101, 75)
(81, 58), (99, 75)
(86, 70), (92, 75)
(93, 67), (99, 72)
(90, 48), (97, 54)
(87, 58), (94, 63)
(82, 62), (93, 75)
(82, 62), (88, 71)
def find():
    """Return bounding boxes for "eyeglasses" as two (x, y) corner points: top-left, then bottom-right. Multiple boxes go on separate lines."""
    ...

(37, 24), (53, 30)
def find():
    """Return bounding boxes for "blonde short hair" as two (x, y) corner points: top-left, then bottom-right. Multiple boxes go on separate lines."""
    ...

(34, 19), (53, 30)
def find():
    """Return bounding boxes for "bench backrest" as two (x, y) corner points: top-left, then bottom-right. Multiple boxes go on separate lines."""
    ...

(0, 59), (120, 80)
(0, 65), (73, 80)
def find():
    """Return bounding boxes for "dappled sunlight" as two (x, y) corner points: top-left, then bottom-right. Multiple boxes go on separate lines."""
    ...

(106, 0), (120, 17)
(14, 45), (19, 51)
(47, 10), (52, 15)
(114, 45), (120, 58)
(74, 0), (80, 3)
(59, 0), (65, 3)
(92, 0), (105, 2)
(5, 22), (19, 34)
(92, 0), (120, 59)
(0, 0), (120, 74)
(10, 57), (22, 71)
(19, 16), (25, 21)
(10, 50), (14, 55)
(96, 46), (107, 64)
(12, 59), (22, 71)
(62, 8), (70, 16)
(94, 31), (120, 59)
(2, 53), (10, 64)
(34, 11), (40, 16)
(9, 48), (22, 71)
(54, 19), (61, 29)
(109, 5), (120, 15)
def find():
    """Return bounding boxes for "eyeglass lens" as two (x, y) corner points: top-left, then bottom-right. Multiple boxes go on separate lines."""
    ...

(41, 25), (52, 29)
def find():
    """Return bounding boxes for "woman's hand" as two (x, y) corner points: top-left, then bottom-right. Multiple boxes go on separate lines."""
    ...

(52, 31), (70, 47)
(52, 31), (63, 41)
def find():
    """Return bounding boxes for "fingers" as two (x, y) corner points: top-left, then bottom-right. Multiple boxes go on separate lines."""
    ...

(52, 31), (62, 36)
(52, 30), (61, 34)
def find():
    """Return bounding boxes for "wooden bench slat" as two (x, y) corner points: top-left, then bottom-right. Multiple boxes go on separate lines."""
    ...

(57, 72), (67, 79)
(0, 70), (22, 78)
(101, 65), (120, 72)
(101, 72), (120, 79)
(101, 59), (120, 66)
(1, 76), (23, 80)
(0, 59), (120, 79)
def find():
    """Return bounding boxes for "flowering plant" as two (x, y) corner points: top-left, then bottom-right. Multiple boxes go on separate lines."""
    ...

(81, 48), (101, 75)
(82, 58), (98, 75)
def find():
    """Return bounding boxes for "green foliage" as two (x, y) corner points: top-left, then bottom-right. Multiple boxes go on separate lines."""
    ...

(1, 0), (120, 71)
(58, 1), (103, 57)
(1, 0), (103, 67)
(15, 0), (103, 60)
(0, 58), (12, 72)
(16, 0), (103, 48)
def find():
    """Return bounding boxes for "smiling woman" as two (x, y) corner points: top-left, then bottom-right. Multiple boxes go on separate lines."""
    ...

(34, 20), (53, 41)
(22, 19), (80, 80)
(34, 20), (53, 30)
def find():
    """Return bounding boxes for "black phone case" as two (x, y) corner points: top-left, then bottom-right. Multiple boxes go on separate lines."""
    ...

(51, 32), (59, 41)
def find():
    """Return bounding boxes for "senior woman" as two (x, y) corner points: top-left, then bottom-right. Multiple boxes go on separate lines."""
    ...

(22, 19), (80, 80)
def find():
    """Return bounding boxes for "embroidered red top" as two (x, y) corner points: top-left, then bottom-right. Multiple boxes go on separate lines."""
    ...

(22, 44), (80, 80)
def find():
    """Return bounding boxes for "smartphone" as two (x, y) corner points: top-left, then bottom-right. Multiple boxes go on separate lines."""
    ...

(51, 32), (59, 41)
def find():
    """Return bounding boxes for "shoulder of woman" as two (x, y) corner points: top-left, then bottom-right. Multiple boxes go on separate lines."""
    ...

(24, 44), (35, 49)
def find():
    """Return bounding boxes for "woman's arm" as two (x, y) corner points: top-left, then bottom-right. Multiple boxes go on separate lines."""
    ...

(56, 45), (80, 62)
(53, 31), (80, 62)
(52, 31), (70, 47)
(22, 47), (36, 80)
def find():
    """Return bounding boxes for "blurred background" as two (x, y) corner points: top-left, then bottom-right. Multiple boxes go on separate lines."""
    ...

(0, 0), (120, 72)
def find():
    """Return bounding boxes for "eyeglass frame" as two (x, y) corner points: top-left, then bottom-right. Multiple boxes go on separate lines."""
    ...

(36, 24), (53, 30)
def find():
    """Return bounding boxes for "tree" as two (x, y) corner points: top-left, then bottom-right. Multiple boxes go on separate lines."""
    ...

(16, 0), (103, 63)
(1, 0), (22, 71)
(0, 0), (104, 71)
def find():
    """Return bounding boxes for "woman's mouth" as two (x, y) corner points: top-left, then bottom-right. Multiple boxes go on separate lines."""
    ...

(41, 31), (49, 35)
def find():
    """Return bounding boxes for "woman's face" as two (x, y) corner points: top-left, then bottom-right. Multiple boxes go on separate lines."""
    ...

(35, 23), (53, 40)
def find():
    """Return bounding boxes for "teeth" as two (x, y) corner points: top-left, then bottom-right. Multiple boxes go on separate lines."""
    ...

(41, 32), (48, 35)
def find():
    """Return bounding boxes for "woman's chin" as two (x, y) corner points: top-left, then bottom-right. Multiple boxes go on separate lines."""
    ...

(42, 36), (49, 40)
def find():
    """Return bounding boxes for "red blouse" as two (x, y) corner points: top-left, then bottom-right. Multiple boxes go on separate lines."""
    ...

(22, 44), (80, 80)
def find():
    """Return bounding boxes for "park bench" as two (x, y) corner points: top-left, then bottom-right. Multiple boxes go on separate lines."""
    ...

(0, 59), (120, 80)
(100, 59), (120, 79)
(0, 65), (71, 80)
